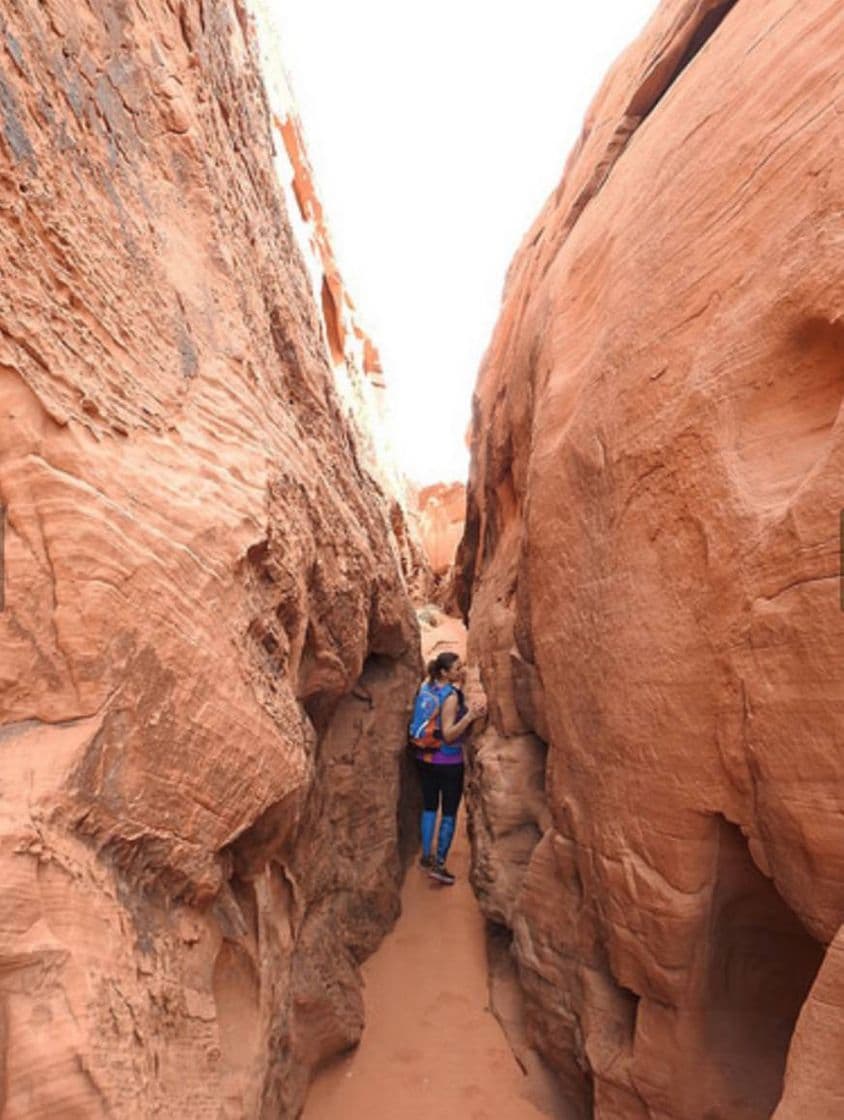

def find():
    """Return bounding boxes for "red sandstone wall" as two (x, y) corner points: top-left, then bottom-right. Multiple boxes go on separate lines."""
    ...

(457, 2), (844, 1117)
(416, 481), (466, 577)
(274, 102), (431, 600)
(262, 53), (431, 604)
(0, 2), (419, 1115)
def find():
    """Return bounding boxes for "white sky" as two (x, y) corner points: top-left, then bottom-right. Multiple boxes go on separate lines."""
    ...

(269, 1), (658, 486)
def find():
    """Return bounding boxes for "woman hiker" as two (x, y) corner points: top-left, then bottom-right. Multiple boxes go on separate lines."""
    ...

(409, 651), (486, 884)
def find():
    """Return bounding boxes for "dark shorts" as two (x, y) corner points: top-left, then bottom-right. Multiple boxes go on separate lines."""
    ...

(416, 759), (465, 817)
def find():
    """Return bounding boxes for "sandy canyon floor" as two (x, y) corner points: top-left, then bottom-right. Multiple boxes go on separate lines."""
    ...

(303, 613), (562, 1119)
(302, 813), (555, 1120)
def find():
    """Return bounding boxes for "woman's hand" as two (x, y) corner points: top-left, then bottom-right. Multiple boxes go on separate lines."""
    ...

(468, 700), (487, 721)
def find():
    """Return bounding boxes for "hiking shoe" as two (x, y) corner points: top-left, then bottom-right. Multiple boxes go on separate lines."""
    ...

(419, 853), (435, 871)
(428, 862), (456, 885)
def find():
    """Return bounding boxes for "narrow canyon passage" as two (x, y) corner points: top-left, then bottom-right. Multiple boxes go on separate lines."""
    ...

(2, 1), (841, 1114)
(302, 810), (554, 1120)
(302, 615), (561, 1120)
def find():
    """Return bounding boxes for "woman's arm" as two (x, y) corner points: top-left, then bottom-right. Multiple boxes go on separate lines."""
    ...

(440, 692), (482, 742)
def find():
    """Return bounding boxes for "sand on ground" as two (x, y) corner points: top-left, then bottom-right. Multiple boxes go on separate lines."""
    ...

(302, 812), (552, 1120)
(303, 612), (558, 1119)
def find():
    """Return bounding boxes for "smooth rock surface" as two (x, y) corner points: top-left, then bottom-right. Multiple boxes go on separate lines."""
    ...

(456, 2), (844, 1117)
(0, 2), (419, 1116)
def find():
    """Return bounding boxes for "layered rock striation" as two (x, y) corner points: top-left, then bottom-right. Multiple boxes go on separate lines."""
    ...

(0, 2), (419, 1116)
(456, 2), (844, 1117)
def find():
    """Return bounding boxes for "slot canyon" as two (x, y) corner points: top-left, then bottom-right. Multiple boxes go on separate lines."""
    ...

(0, 2), (842, 1119)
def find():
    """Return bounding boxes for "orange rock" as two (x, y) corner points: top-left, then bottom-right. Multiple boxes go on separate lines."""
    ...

(457, 1), (844, 1116)
(416, 481), (466, 576)
(774, 926), (844, 1118)
(0, 2), (419, 1115)
(269, 63), (416, 566)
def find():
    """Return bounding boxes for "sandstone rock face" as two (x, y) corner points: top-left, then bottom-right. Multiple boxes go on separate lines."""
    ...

(416, 481), (466, 577)
(456, 2), (844, 1117)
(250, 11), (431, 605)
(0, 2), (419, 1116)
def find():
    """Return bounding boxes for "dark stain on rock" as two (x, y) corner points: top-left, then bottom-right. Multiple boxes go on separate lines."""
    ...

(4, 32), (26, 77)
(58, 61), (85, 122)
(176, 319), (199, 378)
(0, 71), (34, 165)
(269, 306), (299, 370)
(94, 74), (136, 160)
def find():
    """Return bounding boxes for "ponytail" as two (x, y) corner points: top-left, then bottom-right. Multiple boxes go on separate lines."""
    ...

(427, 651), (460, 682)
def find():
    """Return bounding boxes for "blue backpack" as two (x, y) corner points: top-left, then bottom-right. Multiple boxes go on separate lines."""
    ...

(408, 682), (447, 750)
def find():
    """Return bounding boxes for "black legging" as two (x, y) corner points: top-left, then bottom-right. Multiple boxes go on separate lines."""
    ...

(416, 760), (464, 816)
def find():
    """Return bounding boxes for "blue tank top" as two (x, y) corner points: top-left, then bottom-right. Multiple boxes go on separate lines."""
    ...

(421, 683), (467, 766)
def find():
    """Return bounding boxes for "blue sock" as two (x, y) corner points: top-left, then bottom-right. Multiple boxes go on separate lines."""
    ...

(421, 810), (437, 856)
(436, 815), (456, 863)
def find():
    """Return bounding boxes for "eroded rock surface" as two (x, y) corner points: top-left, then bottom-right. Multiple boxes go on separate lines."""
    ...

(0, 2), (419, 1116)
(416, 482), (465, 578)
(456, 2), (844, 1117)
